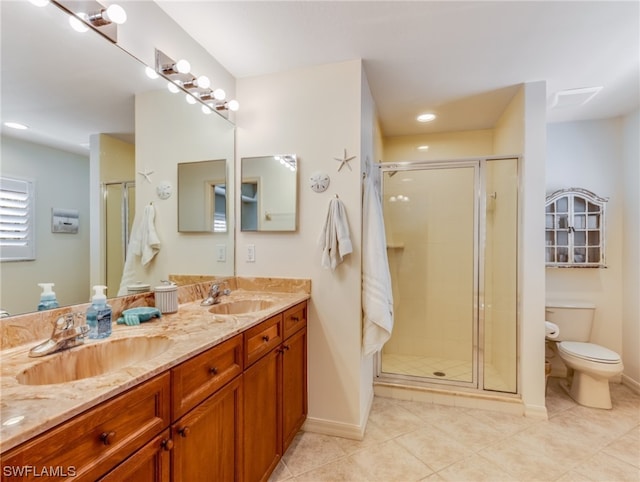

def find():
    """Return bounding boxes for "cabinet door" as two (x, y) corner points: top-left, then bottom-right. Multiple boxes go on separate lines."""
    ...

(98, 429), (171, 482)
(243, 349), (281, 482)
(172, 376), (243, 482)
(282, 327), (307, 451)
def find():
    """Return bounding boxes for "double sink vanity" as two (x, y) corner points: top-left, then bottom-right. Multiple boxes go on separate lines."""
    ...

(0, 277), (310, 481)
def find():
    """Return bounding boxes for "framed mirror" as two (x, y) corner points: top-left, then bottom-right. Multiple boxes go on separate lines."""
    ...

(241, 155), (298, 232)
(178, 160), (228, 232)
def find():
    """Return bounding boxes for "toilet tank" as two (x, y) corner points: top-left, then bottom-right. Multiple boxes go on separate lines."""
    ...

(545, 300), (595, 342)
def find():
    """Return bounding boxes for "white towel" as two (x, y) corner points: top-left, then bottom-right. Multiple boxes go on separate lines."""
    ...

(362, 174), (394, 356)
(318, 197), (353, 270)
(117, 204), (161, 296)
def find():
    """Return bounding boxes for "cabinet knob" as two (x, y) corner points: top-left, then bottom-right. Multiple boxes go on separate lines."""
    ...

(291, 316), (300, 322)
(178, 426), (190, 438)
(262, 335), (270, 342)
(100, 431), (116, 446)
(162, 439), (174, 451)
(283, 344), (290, 351)
(209, 366), (218, 375)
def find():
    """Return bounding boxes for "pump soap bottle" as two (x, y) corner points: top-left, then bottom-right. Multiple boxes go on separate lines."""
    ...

(37, 283), (59, 311)
(87, 285), (112, 339)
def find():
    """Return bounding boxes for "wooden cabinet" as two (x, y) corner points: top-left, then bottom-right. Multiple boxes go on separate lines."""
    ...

(172, 376), (243, 482)
(545, 188), (608, 267)
(2, 373), (170, 482)
(1, 301), (307, 482)
(243, 302), (308, 482)
(99, 430), (172, 482)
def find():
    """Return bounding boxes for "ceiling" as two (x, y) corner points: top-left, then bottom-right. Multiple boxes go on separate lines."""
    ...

(156, 1), (640, 137)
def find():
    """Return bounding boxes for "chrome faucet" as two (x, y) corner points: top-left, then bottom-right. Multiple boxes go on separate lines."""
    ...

(29, 312), (90, 358)
(200, 282), (231, 306)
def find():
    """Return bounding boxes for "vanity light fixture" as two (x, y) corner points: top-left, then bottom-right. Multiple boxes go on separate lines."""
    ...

(155, 49), (240, 114)
(417, 113), (437, 123)
(276, 155), (297, 172)
(53, 0), (127, 42)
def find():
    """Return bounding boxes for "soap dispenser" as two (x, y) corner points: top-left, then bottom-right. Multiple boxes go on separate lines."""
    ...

(37, 283), (59, 311)
(87, 285), (112, 339)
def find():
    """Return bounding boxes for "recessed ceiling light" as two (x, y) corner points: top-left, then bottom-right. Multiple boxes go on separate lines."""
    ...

(550, 86), (603, 109)
(417, 113), (436, 123)
(417, 145), (429, 151)
(3, 122), (29, 130)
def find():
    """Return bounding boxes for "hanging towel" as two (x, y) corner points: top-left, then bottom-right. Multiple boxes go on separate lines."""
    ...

(362, 172), (394, 356)
(117, 204), (161, 296)
(318, 197), (353, 270)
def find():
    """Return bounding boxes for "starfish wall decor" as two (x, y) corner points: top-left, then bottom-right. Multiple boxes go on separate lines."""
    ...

(334, 149), (356, 172)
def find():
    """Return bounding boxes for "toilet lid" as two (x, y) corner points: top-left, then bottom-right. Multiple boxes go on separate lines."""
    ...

(559, 341), (621, 364)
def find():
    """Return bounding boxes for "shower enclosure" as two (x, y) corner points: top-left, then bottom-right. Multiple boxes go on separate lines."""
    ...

(377, 157), (519, 393)
(103, 181), (135, 297)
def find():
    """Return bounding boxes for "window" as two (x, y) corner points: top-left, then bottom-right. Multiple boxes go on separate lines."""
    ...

(545, 188), (607, 268)
(0, 176), (35, 261)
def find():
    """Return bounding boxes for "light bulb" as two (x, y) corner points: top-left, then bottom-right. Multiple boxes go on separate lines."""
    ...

(28, 0), (49, 6)
(145, 67), (159, 79)
(104, 4), (127, 24)
(196, 75), (210, 89)
(227, 100), (240, 112)
(213, 88), (226, 101)
(167, 81), (180, 94)
(69, 13), (89, 32)
(201, 105), (212, 115)
(175, 59), (191, 74)
(185, 94), (196, 105)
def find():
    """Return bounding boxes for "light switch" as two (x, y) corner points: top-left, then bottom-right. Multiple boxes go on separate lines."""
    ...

(247, 244), (255, 262)
(216, 244), (226, 262)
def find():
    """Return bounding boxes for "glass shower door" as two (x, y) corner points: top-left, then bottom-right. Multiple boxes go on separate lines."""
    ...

(381, 164), (478, 385)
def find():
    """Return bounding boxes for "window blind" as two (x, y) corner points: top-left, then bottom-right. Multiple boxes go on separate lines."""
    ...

(0, 177), (35, 261)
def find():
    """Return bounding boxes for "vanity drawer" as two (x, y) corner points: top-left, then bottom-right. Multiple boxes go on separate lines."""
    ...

(171, 334), (243, 420)
(1, 372), (170, 482)
(283, 302), (307, 339)
(244, 314), (283, 367)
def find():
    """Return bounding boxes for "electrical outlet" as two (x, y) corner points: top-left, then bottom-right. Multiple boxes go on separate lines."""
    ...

(247, 244), (255, 262)
(216, 244), (226, 262)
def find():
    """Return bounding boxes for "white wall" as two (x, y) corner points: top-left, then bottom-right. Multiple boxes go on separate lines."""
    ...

(546, 113), (639, 389)
(621, 110), (640, 388)
(1, 136), (90, 314)
(237, 60), (368, 437)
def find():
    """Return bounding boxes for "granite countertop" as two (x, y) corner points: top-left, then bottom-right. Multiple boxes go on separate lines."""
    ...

(0, 289), (309, 453)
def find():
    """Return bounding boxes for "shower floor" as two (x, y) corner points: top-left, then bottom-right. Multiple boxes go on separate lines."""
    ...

(381, 353), (511, 391)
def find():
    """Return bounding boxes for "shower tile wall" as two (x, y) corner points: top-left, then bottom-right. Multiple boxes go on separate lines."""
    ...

(383, 168), (475, 367)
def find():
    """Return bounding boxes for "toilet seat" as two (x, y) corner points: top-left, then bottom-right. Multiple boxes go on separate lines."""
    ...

(559, 341), (621, 364)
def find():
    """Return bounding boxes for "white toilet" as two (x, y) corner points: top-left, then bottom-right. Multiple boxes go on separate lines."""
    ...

(545, 300), (623, 409)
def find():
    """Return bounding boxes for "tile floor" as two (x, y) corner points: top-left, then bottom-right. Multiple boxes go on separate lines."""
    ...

(270, 378), (640, 481)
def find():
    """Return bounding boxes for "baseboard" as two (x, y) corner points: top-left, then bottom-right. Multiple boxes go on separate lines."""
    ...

(523, 403), (549, 420)
(622, 374), (640, 394)
(302, 416), (366, 441)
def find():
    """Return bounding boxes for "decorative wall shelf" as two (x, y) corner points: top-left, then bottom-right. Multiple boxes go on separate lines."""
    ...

(545, 188), (608, 268)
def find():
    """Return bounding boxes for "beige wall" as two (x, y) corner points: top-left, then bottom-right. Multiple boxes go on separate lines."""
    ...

(621, 110), (640, 388)
(384, 130), (494, 161)
(133, 89), (236, 285)
(237, 60), (368, 437)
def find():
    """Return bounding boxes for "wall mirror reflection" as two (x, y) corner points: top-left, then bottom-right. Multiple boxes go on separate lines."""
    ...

(178, 160), (228, 233)
(241, 155), (298, 232)
(0, 2), (235, 316)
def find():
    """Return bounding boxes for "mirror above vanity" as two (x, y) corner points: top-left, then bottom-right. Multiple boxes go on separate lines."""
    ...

(241, 155), (298, 232)
(178, 160), (228, 233)
(0, 1), (235, 316)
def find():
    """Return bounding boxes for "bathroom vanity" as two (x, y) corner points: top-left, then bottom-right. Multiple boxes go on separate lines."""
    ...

(0, 280), (309, 482)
